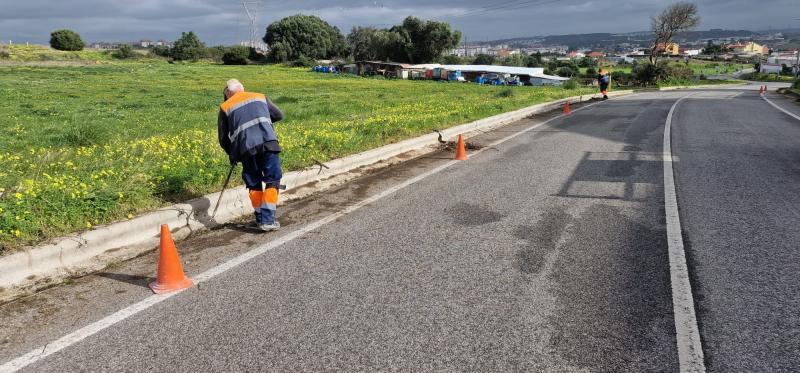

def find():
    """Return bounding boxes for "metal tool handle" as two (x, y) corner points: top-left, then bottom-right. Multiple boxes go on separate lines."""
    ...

(211, 164), (236, 219)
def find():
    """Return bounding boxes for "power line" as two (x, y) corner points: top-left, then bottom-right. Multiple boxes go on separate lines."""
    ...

(443, 0), (566, 20)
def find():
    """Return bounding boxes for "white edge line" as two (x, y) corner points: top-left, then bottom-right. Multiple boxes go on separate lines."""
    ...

(0, 99), (609, 373)
(761, 94), (800, 121)
(663, 95), (706, 373)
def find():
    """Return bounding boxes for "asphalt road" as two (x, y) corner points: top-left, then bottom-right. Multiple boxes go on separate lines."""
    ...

(672, 89), (800, 371)
(1, 84), (798, 372)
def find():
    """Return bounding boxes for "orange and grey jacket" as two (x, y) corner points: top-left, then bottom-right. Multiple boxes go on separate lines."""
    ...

(218, 91), (284, 162)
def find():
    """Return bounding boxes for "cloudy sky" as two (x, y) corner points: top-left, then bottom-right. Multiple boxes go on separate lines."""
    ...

(1, 0), (797, 45)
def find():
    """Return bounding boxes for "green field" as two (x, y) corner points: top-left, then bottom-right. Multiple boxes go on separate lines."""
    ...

(0, 61), (595, 250)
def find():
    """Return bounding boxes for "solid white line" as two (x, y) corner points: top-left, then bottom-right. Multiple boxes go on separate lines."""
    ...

(761, 94), (800, 121)
(663, 95), (706, 373)
(0, 99), (608, 373)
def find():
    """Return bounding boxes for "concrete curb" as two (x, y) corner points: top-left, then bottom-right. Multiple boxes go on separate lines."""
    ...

(0, 90), (633, 302)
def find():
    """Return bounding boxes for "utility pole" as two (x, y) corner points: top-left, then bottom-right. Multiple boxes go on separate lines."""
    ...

(242, 0), (264, 49)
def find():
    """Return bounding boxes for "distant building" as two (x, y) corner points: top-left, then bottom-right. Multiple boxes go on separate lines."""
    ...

(240, 40), (268, 52)
(655, 42), (680, 56)
(587, 51), (605, 58)
(450, 45), (490, 57)
(566, 51), (585, 58)
(759, 63), (782, 74)
(681, 48), (702, 56)
(729, 42), (767, 55)
(768, 50), (798, 69)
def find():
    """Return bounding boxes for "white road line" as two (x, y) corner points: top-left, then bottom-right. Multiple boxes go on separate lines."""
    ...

(0, 99), (607, 373)
(761, 94), (800, 121)
(663, 95), (706, 373)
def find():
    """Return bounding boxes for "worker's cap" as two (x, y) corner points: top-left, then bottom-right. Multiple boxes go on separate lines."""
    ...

(225, 79), (244, 93)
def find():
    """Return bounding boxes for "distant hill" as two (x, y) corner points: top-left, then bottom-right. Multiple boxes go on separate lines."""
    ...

(491, 29), (760, 49)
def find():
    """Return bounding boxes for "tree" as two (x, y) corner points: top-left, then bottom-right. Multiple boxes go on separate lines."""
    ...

(264, 14), (346, 62)
(578, 56), (595, 68)
(527, 52), (543, 67)
(634, 62), (668, 85)
(556, 66), (575, 78)
(702, 40), (728, 56)
(346, 16), (460, 64)
(440, 55), (463, 64)
(172, 31), (206, 61)
(348, 26), (381, 61)
(649, 2), (700, 64)
(500, 54), (527, 67)
(204, 45), (228, 62)
(151, 45), (172, 58)
(472, 54), (495, 65)
(401, 16), (461, 63)
(50, 29), (84, 51)
(222, 46), (250, 65)
(112, 44), (135, 59)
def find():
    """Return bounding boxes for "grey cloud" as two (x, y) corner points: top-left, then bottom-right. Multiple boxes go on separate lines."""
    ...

(0, 0), (794, 45)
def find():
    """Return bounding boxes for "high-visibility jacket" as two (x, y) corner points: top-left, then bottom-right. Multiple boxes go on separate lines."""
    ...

(217, 91), (284, 162)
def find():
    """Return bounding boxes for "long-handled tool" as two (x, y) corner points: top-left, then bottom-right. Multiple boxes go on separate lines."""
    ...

(211, 164), (236, 219)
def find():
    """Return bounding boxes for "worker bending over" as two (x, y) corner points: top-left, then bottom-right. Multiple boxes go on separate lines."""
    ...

(217, 79), (285, 232)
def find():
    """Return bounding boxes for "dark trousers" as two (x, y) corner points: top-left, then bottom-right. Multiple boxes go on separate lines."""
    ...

(241, 151), (282, 225)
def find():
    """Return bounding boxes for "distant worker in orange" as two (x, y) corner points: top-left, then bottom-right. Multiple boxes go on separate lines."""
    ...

(217, 79), (285, 232)
(598, 70), (610, 100)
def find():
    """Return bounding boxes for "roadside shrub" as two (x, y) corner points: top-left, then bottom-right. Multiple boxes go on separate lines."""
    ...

(633, 62), (667, 85)
(611, 71), (633, 86)
(50, 29), (85, 51)
(0, 50), (9, 59)
(289, 55), (314, 67)
(584, 67), (597, 78)
(248, 48), (266, 63)
(112, 44), (136, 59)
(792, 79), (800, 89)
(222, 46), (250, 65)
(151, 45), (172, 58)
(665, 65), (693, 81)
(562, 79), (578, 89)
(201, 46), (226, 62)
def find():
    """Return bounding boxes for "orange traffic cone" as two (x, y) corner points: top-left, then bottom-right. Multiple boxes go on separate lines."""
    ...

(454, 134), (468, 161)
(564, 100), (571, 115)
(149, 224), (193, 294)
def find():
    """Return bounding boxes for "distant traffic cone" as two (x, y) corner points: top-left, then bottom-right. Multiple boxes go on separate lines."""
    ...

(762, 85), (767, 93)
(454, 134), (468, 161)
(564, 100), (571, 115)
(149, 224), (193, 294)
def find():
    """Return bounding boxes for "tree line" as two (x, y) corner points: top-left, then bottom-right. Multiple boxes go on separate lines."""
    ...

(47, 14), (462, 65)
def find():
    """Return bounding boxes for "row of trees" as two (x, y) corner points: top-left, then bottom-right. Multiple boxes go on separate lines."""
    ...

(264, 15), (461, 64)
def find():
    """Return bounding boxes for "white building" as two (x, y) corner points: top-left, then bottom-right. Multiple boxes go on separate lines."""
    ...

(450, 46), (490, 57)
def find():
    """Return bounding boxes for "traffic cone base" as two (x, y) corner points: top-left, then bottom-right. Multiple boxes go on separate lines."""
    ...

(149, 224), (193, 294)
(454, 134), (468, 161)
(149, 276), (193, 294)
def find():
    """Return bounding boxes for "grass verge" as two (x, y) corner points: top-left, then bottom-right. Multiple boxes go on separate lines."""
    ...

(0, 62), (594, 251)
